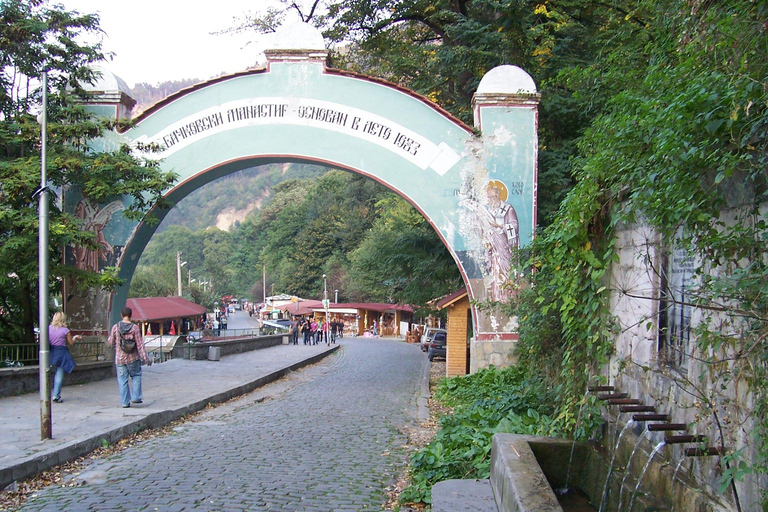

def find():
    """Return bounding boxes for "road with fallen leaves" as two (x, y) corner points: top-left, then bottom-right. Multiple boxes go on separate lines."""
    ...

(15, 338), (425, 512)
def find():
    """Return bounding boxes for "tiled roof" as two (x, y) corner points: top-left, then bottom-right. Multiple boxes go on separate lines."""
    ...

(125, 296), (207, 322)
(436, 289), (468, 310)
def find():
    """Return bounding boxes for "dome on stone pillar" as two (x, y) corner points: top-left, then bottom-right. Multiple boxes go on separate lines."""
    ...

(83, 65), (133, 96)
(264, 22), (328, 65)
(79, 65), (136, 120)
(477, 65), (537, 95)
(271, 22), (326, 50)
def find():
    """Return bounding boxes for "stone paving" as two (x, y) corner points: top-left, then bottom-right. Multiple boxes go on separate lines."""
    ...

(16, 338), (426, 512)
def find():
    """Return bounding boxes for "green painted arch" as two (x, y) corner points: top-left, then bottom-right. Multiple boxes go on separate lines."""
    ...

(106, 61), (477, 325)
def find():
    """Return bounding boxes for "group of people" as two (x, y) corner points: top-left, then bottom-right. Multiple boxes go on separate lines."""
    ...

(290, 317), (344, 346)
(203, 312), (227, 336)
(49, 307), (151, 408)
(46, 308), (355, 409)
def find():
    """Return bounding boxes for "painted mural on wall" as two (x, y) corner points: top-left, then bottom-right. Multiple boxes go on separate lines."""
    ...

(63, 189), (133, 331)
(457, 102), (538, 337)
(460, 180), (520, 302)
(72, 197), (124, 271)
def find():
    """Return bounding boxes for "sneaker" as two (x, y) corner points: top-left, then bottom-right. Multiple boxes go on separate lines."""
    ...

(52, 397), (63, 403)
(122, 403), (130, 408)
(131, 400), (143, 404)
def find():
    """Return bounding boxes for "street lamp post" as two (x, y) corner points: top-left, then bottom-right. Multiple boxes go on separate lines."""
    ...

(38, 72), (52, 440)
(176, 252), (187, 296)
(322, 275), (329, 335)
(323, 274), (327, 302)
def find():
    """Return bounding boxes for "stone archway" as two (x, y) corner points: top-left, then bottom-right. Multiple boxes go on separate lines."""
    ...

(66, 23), (540, 371)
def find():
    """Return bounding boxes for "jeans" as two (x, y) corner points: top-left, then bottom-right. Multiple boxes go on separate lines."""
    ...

(116, 359), (142, 406)
(52, 366), (65, 399)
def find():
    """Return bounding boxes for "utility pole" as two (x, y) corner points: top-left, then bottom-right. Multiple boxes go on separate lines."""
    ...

(323, 274), (329, 329)
(176, 252), (186, 296)
(262, 264), (266, 304)
(38, 72), (51, 440)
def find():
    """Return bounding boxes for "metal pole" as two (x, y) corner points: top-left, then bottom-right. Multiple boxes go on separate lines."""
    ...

(262, 264), (266, 304)
(323, 275), (328, 329)
(176, 251), (182, 296)
(38, 72), (52, 440)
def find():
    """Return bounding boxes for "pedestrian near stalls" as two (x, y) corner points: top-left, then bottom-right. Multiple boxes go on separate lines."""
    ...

(290, 318), (299, 345)
(48, 312), (82, 403)
(107, 307), (152, 408)
(322, 319), (329, 345)
(302, 318), (311, 345)
(311, 319), (319, 345)
(330, 319), (338, 344)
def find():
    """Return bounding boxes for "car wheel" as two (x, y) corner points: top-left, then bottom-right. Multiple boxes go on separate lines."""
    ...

(428, 352), (434, 361)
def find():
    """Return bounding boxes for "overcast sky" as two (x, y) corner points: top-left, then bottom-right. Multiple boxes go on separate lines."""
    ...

(59, 0), (284, 87)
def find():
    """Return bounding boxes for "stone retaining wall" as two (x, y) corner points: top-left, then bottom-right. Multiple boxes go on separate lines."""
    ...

(0, 362), (115, 398)
(469, 340), (518, 373)
(176, 334), (286, 360)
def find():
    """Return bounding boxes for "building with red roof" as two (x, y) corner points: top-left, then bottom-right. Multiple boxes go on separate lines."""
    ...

(125, 296), (207, 337)
(276, 300), (413, 336)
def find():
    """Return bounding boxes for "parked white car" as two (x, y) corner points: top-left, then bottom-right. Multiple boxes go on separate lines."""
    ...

(420, 327), (446, 352)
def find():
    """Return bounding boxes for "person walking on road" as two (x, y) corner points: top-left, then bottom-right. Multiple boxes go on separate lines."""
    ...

(290, 317), (299, 345)
(322, 319), (329, 345)
(302, 318), (311, 345)
(311, 319), (319, 345)
(107, 307), (152, 408)
(330, 318), (337, 344)
(49, 312), (82, 403)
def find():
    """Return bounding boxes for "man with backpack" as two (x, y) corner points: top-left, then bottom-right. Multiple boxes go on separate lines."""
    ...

(108, 307), (152, 408)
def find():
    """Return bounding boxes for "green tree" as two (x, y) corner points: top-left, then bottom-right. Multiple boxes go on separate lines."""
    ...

(348, 194), (463, 311)
(0, 0), (176, 343)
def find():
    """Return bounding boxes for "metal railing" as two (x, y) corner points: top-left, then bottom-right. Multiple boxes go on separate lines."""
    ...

(0, 341), (105, 367)
(144, 329), (267, 363)
(0, 328), (277, 367)
(187, 328), (264, 341)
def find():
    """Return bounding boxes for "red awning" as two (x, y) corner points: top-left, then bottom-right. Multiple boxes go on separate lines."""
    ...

(125, 296), (207, 322)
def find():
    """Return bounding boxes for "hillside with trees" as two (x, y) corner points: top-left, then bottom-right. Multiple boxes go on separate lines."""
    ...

(131, 169), (464, 314)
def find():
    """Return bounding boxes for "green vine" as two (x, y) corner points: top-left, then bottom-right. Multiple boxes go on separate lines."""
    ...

(513, 1), (768, 507)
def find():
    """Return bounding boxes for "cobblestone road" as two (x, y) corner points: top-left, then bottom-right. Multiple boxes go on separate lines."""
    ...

(18, 339), (426, 512)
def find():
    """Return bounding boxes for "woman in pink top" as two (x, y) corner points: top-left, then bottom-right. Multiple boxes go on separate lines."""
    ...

(310, 320), (319, 345)
(49, 312), (82, 403)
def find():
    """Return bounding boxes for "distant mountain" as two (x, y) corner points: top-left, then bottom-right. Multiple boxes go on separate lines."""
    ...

(156, 163), (327, 233)
(130, 79), (202, 114)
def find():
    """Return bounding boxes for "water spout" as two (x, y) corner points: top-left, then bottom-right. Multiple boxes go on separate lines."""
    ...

(669, 457), (692, 512)
(610, 426), (650, 512)
(598, 419), (636, 512)
(625, 440), (666, 512)
(564, 388), (592, 491)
